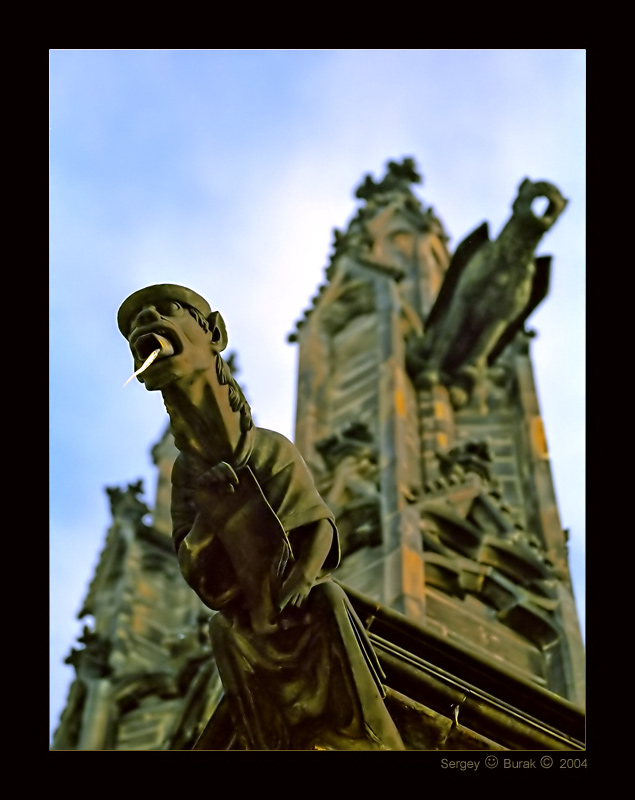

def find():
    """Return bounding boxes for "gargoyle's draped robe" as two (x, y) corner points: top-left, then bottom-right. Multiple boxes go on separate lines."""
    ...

(171, 427), (404, 750)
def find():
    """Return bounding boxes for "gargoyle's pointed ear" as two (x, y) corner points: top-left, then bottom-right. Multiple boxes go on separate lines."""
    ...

(208, 311), (228, 352)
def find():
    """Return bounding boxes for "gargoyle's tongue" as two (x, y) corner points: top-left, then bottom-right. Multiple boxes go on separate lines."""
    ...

(123, 333), (175, 387)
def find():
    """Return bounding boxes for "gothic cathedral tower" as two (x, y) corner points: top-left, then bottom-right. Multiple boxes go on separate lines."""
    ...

(289, 159), (584, 706)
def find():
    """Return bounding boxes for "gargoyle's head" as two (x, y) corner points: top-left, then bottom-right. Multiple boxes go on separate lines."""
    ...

(513, 178), (568, 231)
(118, 284), (227, 391)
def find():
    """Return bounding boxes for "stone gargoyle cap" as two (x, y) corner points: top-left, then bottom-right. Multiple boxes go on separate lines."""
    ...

(117, 283), (214, 338)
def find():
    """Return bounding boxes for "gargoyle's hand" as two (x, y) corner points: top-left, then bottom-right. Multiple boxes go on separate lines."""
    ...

(279, 568), (315, 611)
(250, 611), (279, 637)
(197, 461), (240, 494)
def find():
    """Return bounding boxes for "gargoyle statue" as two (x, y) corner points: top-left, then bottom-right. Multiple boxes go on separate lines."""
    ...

(409, 178), (567, 407)
(117, 284), (404, 751)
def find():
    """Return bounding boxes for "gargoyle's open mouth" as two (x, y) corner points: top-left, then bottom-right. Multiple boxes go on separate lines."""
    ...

(135, 332), (176, 361)
(123, 329), (182, 387)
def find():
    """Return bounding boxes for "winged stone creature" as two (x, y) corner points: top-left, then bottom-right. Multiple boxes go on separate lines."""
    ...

(409, 178), (568, 407)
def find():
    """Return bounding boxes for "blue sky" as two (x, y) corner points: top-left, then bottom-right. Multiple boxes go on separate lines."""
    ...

(50, 49), (585, 741)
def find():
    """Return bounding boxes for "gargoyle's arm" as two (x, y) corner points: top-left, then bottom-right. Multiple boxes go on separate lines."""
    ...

(279, 519), (334, 609)
(171, 456), (239, 551)
(172, 491), (196, 553)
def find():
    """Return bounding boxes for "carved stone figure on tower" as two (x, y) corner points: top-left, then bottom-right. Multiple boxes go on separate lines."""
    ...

(117, 283), (405, 750)
(407, 178), (567, 407)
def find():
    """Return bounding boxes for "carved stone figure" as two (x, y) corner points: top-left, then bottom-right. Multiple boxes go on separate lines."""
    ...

(437, 440), (493, 484)
(407, 178), (567, 406)
(316, 423), (382, 558)
(117, 284), (404, 750)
